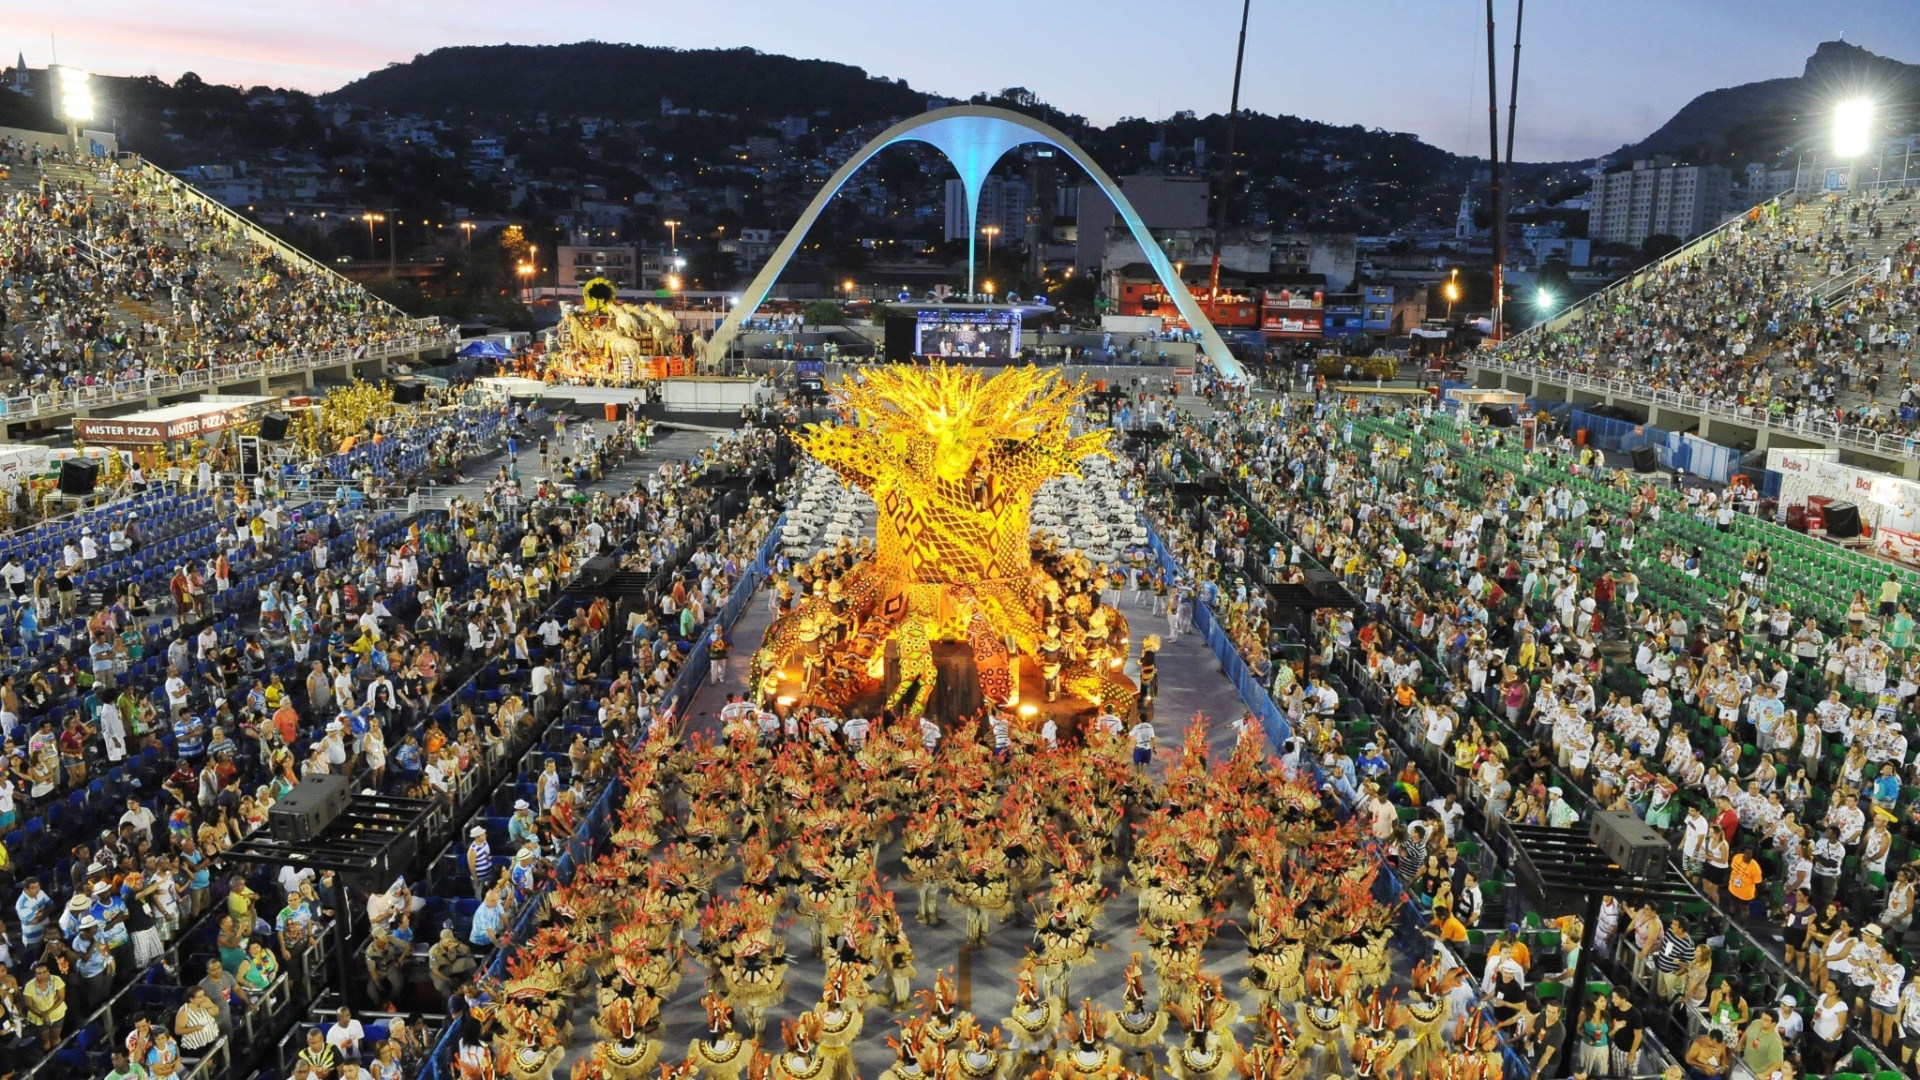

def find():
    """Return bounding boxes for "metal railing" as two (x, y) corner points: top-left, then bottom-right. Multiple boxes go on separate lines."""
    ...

(118, 156), (413, 322)
(1506, 191), (1800, 351)
(0, 332), (452, 423)
(0, 155), (454, 425)
(1467, 353), (1920, 462)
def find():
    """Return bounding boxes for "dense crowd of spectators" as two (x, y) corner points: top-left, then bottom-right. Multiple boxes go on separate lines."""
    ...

(1501, 187), (1920, 441)
(1130, 375), (1920, 1078)
(0, 397), (780, 1079)
(0, 145), (420, 402)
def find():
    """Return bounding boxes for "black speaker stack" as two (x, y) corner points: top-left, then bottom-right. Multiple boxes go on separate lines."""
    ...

(1588, 810), (1671, 880)
(269, 774), (352, 842)
(257, 412), (289, 442)
(59, 458), (99, 497)
(1823, 501), (1862, 539)
(1630, 445), (1660, 473)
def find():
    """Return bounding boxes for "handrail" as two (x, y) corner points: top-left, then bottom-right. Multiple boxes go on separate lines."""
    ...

(1466, 353), (1920, 462)
(1502, 190), (1795, 352)
(123, 157), (412, 322)
(0, 332), (456, 423)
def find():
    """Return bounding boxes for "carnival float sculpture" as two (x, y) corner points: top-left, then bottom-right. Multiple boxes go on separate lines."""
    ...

(751, 364), (1137, 718)
(547, 277), (682, 381)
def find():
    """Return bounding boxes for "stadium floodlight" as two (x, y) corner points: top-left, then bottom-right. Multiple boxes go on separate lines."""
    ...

(1833, 98), (1874, 158)
(56, 67), (93, 124)
(1537, 288), (1555, 309)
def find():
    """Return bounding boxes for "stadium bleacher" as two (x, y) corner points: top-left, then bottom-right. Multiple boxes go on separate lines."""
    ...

(1491, 184), (1920, 451)
(0, 149), (448, 424)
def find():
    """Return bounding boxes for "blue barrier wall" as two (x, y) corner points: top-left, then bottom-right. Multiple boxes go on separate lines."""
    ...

(423, 517), (783, 1080)
(1139, 527), (1292, 749)
(1569, 409), (1669, 453)
(1568, 409), (1742, 484)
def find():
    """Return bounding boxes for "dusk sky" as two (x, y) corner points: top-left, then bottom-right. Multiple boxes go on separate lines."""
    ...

(12, 0), (1920, 160)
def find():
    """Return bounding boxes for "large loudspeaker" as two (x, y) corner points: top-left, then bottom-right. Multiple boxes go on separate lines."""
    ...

(883, 317), (917, 363)
(1824, 501), (1862, 539)
(1630, 445), (1660, 473)
(390, 381), (426, 404)
(257, 412), (289, 442)
(59, 458), (98, 496)
(1481, 405), (1516, 427)
(269, 774), (352, 842)
(1589, 810), (1670, 880)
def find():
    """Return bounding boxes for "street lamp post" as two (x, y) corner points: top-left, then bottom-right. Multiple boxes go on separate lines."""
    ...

(362, 212), (384, 262)
(664, 219), (680, 261)
(980, 225), (1000, 298)
(459, 221), (475, 251)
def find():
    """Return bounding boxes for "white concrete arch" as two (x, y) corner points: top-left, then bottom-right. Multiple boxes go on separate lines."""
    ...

(702, 104), (1244, 380)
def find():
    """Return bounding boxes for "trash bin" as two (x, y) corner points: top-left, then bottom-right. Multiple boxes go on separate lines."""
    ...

(1574, 428), (1588, 446)
(604, 403), (620, 422)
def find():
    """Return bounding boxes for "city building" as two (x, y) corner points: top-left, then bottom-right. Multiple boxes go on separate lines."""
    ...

(559, 245), (641, 289)
(1741, 162), (1796, 204)
(1587, 157), (1732, 246)
(944, 176), (1028, 242)
(721, 228), (777, 268)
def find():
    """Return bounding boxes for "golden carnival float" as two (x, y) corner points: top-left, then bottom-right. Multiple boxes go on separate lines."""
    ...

(750, 364), (1137, 723)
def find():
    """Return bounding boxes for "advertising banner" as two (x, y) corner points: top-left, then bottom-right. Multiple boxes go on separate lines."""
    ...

(1770, 449), (1920, 535)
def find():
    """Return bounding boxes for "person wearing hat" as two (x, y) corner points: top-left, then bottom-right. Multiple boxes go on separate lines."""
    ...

(507, 846), (539, 903)
(1545, 786), (1578, 828)
(465, 826), (492, 900)
(1355, 741), (1389, 781)
(58, 894), (90, 942)
(428, 927), (477, 1002)
(1762, 997), (1800, 1056)
(506, 800), (539, 849)
(71, 916), (113, 1016)
(365, 928), (410, 1009)
(1847, 923), (1886, 1018)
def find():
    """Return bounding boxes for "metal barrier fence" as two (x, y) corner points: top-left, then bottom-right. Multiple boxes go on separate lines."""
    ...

(1139, 453), (1539, 1080)
(419, 517), (783, 1080)
(1469, 356), (1920, 463)
(0, 333), (454, 424)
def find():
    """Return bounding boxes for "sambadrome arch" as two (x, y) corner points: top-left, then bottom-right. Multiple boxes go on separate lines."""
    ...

(701, 104), (1247, 380)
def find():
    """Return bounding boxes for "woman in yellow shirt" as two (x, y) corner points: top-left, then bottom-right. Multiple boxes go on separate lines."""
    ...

(21, 963), (64, 1051)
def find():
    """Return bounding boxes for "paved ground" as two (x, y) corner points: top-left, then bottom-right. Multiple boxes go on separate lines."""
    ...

(434, 420), (714, 504)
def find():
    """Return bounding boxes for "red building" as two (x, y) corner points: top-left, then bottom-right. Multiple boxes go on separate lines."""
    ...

(1260, 286), (1325, 342)
(1109, 265), (1262, 330)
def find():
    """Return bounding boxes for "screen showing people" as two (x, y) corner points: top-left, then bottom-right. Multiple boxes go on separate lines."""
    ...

(916, 310), (1019, 359)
